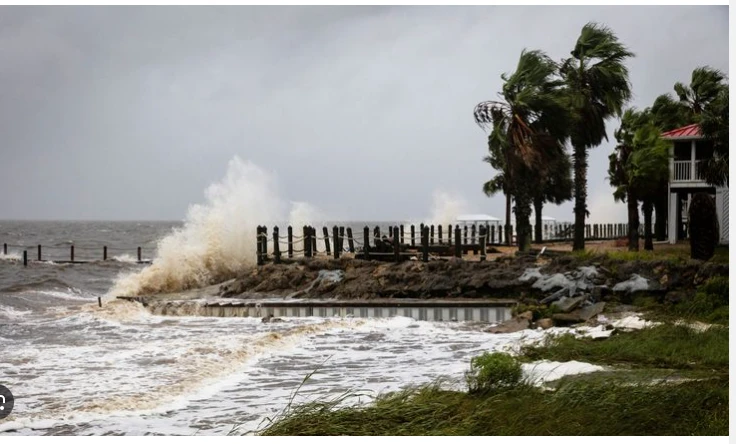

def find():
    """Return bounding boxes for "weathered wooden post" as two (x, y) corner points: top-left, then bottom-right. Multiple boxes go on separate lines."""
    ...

(430, 225), (435, 245)
(420, 223), (425, 243)
(480, 225), (487, 261)
(410, 225), (416, 247)
(3, 243), (7, 255)
(455, 226), (461, 258)
(471, 225), (477, 254)
(448, 225), (453, 245)
(37, 245), (42, 261)
(287, 226), (294, 258)
(400, 225), (405, 245)
(422, 226), (429, 263)
(273, 226), (281, 264)
(23, 250), (27, 267)
(311, 226), (317, 254)
(339, 226), (345, 252)
(374, 226), (380, 247)
(98, 297), (102, 308)
(393, 226), (400, 263)
(438, 225), (443, 244)
(347, 227), (355, 253)
(463, 225), (468, 246)
(257, 226), (264, 265)
(302, 226), (309, 258)
(103, 246), (108, 261)
(389, 226), (394, 238)
(71, 245), (75, 262)
(332, 226), (339, 259)
(363, 226), (370, 260)
(262, 226), (269, 260)
(491, 225), (496, 244)
(137, 247), (142, 263)
(323, 227), (331, 256)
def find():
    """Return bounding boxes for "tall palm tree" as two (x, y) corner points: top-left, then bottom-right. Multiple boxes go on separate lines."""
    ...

(674, 66), (727, 115)
(698, 84), (728, 187)
(560, 23), (634, 251)
(607, 108), (653, 250)
(481, 118), (514, 245)
(475, 49), (569, 251)
(534, 151), (573, 243)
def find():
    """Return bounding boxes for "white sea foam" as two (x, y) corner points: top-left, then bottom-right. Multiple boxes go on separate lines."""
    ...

(522, 360), (605, 386)
(109, 157), (323, 297)
(0, 305), (32, 319)
(427, 190), (470, 225)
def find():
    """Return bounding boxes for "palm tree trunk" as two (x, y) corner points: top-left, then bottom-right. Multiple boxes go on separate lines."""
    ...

(627, 190), (639, 251)
(572, 144), (587, 251)
(533, 196), (543, 244)
(643, 200), (654, 251)
(505, 193), (512, 246)
(514, 189), (532, 252)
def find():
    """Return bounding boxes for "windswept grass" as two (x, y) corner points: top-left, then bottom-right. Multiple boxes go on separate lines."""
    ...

(521, 324), (728, 371)
(570, 244), (728, 264)
(258, 377), (728, 436)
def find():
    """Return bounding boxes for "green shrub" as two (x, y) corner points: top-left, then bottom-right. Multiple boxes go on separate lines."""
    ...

(465, 352), (522, 394)
(674, 276), (729, 323)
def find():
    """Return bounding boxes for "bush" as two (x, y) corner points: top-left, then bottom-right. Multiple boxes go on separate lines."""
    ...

(465, 352), (522, 394)
(675, 276), (729, 323)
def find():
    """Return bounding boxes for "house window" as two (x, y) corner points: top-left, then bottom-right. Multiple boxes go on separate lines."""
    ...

(673, 142), (691, 161)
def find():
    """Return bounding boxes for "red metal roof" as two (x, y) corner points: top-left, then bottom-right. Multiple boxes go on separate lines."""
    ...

(661, 123), (702, 139)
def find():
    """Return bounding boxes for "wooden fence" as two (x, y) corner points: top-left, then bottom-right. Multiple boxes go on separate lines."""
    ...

(2, 243), (152, 266)
(256, 222), (648, 264)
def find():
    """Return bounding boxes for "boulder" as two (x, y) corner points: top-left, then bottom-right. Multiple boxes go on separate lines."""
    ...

(485, 318), (530, 334)
(578, 302), (606, 321)
(552, 295), (587, 313)
(536, 318), (554, 330)
(517, 310), (534, 321)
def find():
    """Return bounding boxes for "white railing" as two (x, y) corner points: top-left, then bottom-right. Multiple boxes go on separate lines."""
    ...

(672, 160), (705, 182)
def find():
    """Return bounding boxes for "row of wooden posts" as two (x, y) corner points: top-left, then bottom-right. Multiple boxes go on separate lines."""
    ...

(255, 222), (643, 264)
(3, 243), (147, 267)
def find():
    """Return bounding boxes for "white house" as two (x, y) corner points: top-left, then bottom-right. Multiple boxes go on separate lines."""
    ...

(661, 124), (728, 245)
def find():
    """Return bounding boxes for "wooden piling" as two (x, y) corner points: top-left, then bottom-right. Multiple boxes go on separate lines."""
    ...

(463, 225), (468, 246)
(374, 226), (380, 247)
(347, 227), (355, 253)
(37, 245), (42, 261)
(448, 225), (453, 245)
(71, 245), (75, 262)
(480, 225), (487, 261)
(430, 225), (435, 246)
(273, 226), (281, 264)
(438, 225), (443, 244)
(311, 226), (317, 254)
(389, 226), (394, 238)
(257, 226), (264, 265)
(3, 243), (6, 255)
(137, 247), (142, 263)
(455, 226), (461, 258)
(339, 226), (345, 252)
(393, 226), (400, 263)
(323, 227), (331, 256)
(23, 250), (27, 267)
(421, 226), (429, 263)
(333, 226), (339, 259)
(400, 225), (405, 245)
(410, 225), (416, 247)
(98, 296), (102, 308)
(471, 225), (477, 254)
(103, 246), (107, 261)
(287, 226), (294, 258)
(491, 225), (496, 244)
(363, 226), (370, 260)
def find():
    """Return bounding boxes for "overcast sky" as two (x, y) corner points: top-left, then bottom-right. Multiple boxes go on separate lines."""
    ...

(0, 6), (729, 222)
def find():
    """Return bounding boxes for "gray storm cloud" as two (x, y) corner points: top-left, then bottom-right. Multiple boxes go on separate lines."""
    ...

(0, 6), (728, 222)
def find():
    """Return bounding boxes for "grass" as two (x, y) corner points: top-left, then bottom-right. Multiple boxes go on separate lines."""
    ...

(521, 324), (728, 371)
(631, 276), (730, 325)
(570, 244), (728, 264)
(258, 376), (727, 436)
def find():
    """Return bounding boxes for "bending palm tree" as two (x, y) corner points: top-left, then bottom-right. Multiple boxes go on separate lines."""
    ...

(561, 23), (634, 251)
(475, 49), (569, 251)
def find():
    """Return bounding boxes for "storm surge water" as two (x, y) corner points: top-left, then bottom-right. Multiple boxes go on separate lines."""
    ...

(109, 157), (321, 297)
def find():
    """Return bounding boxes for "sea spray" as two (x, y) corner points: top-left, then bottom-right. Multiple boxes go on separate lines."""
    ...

(109, 157), (322, 297)
(428, 190), (470, 225)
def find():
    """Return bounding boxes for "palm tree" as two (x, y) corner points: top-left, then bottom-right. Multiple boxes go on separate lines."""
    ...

(475, 49), (569, 251)
(607, 108), (647, 251)
(481, 119), (514, 245)
(533, 152), (573, 243)
(674, 66), (727, 115)
(560, 23), (634, 251)
(699, 86), (728, 187)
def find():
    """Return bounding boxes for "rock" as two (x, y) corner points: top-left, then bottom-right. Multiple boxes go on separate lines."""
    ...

(552, 312), (584, 324)
(536, 318), (554, 329)
(552, 295), (586, 313)
(578, 302), (606, 321)
(485, 318), (530, 334)
(517, 310), (534, 321)
(590, 286), (604, 301)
